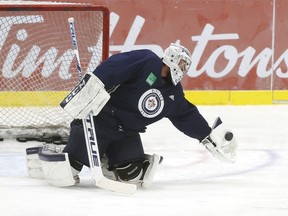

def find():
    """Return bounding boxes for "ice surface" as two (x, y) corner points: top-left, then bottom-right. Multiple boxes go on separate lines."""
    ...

(0, 105), (287, 216)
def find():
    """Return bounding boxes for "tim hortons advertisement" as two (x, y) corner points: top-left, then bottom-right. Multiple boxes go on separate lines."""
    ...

(2, 0), (288, 92)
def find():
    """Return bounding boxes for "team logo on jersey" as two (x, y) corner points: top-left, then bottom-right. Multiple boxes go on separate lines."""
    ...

(138, 89), (164, 118)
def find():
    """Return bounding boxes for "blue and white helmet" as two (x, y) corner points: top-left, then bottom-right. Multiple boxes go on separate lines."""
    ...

(162, 43), (192, 85)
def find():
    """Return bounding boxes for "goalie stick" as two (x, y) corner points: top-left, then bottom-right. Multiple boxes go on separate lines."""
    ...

(67, 17), (137, 194)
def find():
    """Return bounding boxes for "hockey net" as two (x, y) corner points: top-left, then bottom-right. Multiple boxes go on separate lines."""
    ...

(0, 1), (109, 142)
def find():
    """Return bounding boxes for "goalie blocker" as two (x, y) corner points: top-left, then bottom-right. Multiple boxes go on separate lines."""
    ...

(60, 73), (110, 119)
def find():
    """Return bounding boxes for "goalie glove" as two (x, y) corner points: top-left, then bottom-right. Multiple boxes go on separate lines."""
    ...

(201, 117), (237, 163)
(60, 73), (110, 119)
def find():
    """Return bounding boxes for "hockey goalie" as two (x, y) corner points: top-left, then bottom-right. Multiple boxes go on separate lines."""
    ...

(26, 43), (237, 192)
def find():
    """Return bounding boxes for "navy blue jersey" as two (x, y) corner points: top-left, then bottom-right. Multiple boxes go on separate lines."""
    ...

(93, 50), (211, 141)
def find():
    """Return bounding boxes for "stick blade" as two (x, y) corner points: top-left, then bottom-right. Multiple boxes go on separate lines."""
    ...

(96, 178), (137, 195)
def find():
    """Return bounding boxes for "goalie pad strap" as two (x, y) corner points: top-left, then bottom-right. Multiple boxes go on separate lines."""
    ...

(60, 73), (110, 119)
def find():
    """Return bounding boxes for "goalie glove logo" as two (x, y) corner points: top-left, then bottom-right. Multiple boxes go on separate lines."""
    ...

(138, 89), (164, 118)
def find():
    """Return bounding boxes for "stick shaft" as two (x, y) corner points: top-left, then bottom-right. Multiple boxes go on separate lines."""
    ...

(68, 17), (102, 178)
(68, 18), (82, 79)
(67, 17), (136, 194)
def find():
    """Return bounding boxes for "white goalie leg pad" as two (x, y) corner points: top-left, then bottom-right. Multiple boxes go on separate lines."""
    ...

(141, 154), (163, 188)
(26, 146), (44, 179)
(101, 154), (162, 188)
(201, 120), (237, 163)
(60, 73), (110, 119)
(26, 144), (66, 179)
(38, 146), (79, 187)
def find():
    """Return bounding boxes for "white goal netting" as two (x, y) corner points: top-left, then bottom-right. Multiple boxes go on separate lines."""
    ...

(0, 2), (109, 142)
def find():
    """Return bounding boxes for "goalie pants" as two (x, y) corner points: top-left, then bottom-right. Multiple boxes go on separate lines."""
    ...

(63, 106), (145, 170)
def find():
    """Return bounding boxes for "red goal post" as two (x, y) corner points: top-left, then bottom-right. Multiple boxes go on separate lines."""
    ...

(0, 2), (110, 142)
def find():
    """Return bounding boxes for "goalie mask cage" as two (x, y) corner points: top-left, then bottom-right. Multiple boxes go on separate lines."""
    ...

(0, 2), (110, 142)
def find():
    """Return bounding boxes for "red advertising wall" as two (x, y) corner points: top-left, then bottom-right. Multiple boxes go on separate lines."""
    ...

(106, 0), (275, 91)
(15, 0), (288, 92)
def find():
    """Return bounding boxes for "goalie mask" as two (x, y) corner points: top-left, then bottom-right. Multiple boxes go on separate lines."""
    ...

(162, 43), (192, 85)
